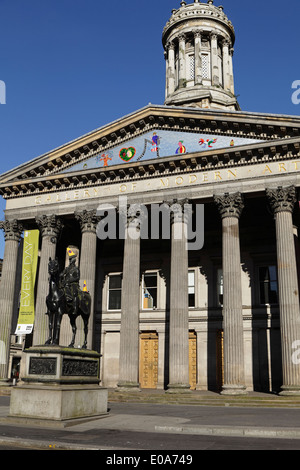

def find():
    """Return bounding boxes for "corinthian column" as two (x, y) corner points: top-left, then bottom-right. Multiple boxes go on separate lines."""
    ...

(117, 213), (141, 391)
(214, 192), (247, 395)
(75, 209), (100, 349)
(167, 199), (190, 392)
(194, 30), (202, 85)
(33, 215), (63, 346)
(222, 39), (231, 92)
(166, 42), (176, 97)
(210, 32), (219, 86)
(266, 186), (300, 395)
(178, 34), (186, 88)
(0, 220), (23, 381)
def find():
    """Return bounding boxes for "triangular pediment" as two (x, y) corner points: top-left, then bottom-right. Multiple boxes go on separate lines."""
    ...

(0, 104), (300, 198)
(61, 128), (266, 173)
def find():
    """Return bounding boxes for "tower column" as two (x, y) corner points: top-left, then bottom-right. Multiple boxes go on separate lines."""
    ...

(75, 209), (100, 350)
(266, 186), (300, 395)
(118, 213), (141, 391)
(178, 34), (186, 88)
(0, 220), (23, 382)
(33, 215), (63, 346)
(214, 192), (247, 395)
(166, 42), (176, 96)
(222, 39), (231, 92)
(194, 30), (202, 85)
(167, 199), (190, 392)
(229, 46), (235, 95)
(210, 32), (219, 86)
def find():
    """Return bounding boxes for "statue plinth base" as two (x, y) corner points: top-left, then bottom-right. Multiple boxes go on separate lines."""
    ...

(8, 346), (108, 426)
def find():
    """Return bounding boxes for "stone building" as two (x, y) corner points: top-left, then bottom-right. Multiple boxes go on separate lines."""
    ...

(1, 0), (300, 395)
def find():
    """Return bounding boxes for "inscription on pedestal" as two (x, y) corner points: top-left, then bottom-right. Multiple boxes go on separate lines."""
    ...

(29, 357), (57, 375)
(62, 359), (98, 377)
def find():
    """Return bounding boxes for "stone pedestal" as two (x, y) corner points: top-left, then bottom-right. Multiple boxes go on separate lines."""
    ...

(9, 346), (108, 426)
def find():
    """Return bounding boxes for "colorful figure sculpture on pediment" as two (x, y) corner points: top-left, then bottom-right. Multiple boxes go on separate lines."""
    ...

(63, 129), (265, 174)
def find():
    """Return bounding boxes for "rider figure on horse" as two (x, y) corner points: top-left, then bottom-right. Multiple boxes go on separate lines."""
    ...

(59, 253), (80, 312)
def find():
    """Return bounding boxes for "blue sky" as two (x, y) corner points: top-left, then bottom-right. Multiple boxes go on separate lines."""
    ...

(0, 0), (299, 257)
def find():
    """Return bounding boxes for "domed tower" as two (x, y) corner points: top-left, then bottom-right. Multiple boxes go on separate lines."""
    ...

(162, 0), (239, 110)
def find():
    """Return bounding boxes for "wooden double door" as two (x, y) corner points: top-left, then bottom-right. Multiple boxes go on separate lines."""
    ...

(139, 331), (197, 390)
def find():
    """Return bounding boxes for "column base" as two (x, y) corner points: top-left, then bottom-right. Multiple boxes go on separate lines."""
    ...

(116, 382), (141, 392)
(166, 383), (191, 394)
(279, 385), (300, 396)
(0, 379), (10, 388)
(220, 384), (248, 396)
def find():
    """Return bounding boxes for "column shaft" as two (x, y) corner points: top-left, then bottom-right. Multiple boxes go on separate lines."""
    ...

(222, 40), (231, 91)
(229, 47), (235, 94)
(214, 192), (247, 395)
(168, 43), (176, 95)
(210, 33), (219, 86)
(178, 34), (186, 88)
(75, 209), (100, 350)
(167, 201), (190, 392)
(0, 220), (23, 381)
(194, 31), (202, 85)
(118, 218), (141, 390)
(33, 215), (62, 346)
(266, 186), (300, 395)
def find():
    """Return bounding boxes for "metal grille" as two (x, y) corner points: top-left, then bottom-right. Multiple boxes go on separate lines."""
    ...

(189, 55), (195, 80)
(202, 54), (209, 79)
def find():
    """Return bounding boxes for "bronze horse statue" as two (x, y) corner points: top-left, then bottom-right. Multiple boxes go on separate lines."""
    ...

(45, 257), (91, 349)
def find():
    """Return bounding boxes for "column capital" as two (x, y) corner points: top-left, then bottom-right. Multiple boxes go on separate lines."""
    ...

(210, 31), (218, 41)
(222, 38), (230, 48)
(266, 185), (296, 214)
(193, 29), (202, 39)
(75, 209), (101, 234)
(178, 33), (186, 42)
(36, 214), (63, 239)
(166, 41), (175, 51)
(214, 192), (244, 219)
(0, 219), (23, 242)
(163, 198), (190, 224)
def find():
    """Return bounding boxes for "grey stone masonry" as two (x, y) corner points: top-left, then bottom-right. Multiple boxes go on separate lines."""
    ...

(266, 185), (300, 395)
(75, 209), (100, 349)
(0, 220), (23, 380)
(117, 212), (141, 391)
(167, 199), (190, 392)
(33, 215), (63, 346)
(214, 192), (247, 395)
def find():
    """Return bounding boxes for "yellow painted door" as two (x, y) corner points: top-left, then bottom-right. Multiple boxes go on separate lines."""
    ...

(189, 331), (197, 390)
(139, 332), (158, 389)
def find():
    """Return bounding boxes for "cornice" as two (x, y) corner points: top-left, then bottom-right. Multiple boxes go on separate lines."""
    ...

(1, 136), (300, 200)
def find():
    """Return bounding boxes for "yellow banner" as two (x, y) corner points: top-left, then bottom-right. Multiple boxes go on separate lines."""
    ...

(15, 230), (39, 335)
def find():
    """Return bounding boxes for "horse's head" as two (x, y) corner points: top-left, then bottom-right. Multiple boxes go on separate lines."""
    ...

(48, 257), (60, 276)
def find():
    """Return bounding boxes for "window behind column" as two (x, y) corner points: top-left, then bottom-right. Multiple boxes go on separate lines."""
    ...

(188, 270), (195, 307)
(259, 266), (278, 304)
(142, 272), (157, 309)
(108, 274), (122, 310)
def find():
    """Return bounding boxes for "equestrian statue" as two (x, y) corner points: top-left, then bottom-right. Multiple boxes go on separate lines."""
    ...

(45, 252), (91, 349)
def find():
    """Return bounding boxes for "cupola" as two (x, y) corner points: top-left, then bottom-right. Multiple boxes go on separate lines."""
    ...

(162, 0), (239, 110)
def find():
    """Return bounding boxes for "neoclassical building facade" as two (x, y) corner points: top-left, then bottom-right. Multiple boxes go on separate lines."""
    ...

(1, 1), (300, 395)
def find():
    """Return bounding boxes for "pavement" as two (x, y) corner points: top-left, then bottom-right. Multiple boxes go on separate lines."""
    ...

(1, 388), (300, 450)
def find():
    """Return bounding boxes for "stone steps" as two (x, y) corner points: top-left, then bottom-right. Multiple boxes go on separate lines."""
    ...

(108, 390), (300, 408)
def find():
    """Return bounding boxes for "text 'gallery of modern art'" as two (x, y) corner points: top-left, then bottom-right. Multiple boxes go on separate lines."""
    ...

(1, 0), (300, 396)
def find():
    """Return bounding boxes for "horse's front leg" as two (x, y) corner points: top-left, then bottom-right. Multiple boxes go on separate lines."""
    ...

(82, 317), (89, 349)
(45, 311), (54, 345)
(53, 311), (63, 345)
(68, 315), (77, 348)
